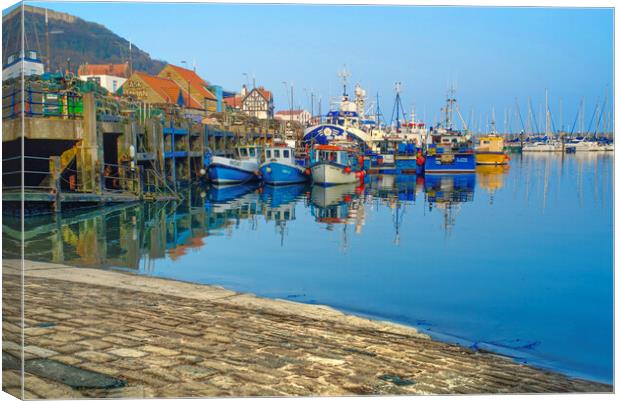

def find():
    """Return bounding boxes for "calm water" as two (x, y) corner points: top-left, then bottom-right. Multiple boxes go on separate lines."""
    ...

(4, 152), (613, 383)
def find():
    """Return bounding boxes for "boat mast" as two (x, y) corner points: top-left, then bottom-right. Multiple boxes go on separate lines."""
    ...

(338, 66), (350, 97)
(545, 88), (550, 137)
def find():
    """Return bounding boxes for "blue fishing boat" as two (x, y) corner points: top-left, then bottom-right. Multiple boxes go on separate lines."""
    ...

(424, 89), (475, 174)
(207, 144), (262, 184)
(259, 144), (309, 185)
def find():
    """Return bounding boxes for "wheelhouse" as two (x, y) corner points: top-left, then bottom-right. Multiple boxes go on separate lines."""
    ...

(236, 145), (262, 160)
(264, 146), (295, 163)
(313, 145), (356, 166)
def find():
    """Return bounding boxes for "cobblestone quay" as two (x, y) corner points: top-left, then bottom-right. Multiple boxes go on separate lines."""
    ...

(2, 260), (612, 398)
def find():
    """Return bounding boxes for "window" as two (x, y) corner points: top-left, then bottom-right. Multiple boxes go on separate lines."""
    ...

(283, 150), (290, 159)
(249, 147), (256, 157)
(274, 149), (280, 158)
(112, 80), (118, 92)
(266, 150), (272, 159)
(239, 148), (248, 157)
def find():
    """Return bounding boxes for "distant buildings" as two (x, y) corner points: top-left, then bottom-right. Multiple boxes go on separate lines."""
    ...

(77, 63), (130, 93)
(275, 109), (311, 125)
(223, 84), (274, 119)
(243, 86), (274, 119)
(2, 50), (44, 81)
(158, 64), (217, 112)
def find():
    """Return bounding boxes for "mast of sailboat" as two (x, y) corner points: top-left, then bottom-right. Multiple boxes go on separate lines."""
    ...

(545, 88), (550, 137)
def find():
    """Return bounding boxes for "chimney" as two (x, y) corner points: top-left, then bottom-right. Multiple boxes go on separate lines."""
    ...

(241, 84), (248, 97)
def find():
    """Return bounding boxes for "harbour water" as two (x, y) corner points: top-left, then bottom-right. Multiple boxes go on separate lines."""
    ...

(4, 152), (613, 384)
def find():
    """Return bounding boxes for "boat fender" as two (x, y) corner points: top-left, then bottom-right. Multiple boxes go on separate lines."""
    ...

(344, 166), (352, 174)
(265, 167), (272, 173)
(344, 195), (351, 203)
(305, 168), (311, 175)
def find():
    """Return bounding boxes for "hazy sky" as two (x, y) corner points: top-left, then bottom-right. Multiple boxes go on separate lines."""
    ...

(26, 2), (614, 131)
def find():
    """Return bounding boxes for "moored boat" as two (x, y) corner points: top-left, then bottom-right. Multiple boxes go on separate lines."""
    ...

(424, 89), (475, 174)
(475, 134), (510, 165)
(259, 144), (309, 185)
(207, 144), (261, 184)
(310, 143), (366, 186)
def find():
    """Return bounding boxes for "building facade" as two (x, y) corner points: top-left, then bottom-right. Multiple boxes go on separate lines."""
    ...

(77, 63), (130, 93)
(241, 86), (273, 119)
(275, 110), (311, 125)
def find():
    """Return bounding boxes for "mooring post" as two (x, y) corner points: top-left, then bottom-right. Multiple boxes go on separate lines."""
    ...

(52, 156), (62, 213)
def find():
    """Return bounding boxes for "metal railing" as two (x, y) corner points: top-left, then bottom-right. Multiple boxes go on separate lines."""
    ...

(2, 155), (55, 192)
(2, 86), (83, 120)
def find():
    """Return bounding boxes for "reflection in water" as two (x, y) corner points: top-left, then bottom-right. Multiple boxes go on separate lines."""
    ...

(4, 172), (479, 268)
(2, 153), (613, 383)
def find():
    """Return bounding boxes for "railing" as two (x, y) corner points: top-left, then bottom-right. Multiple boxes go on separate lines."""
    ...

(102, 162), (141, 196)
(2, 86), (83, 120)
(2, 155), (55, 192)
(143, 168), (179, 200)
(2, 156), (142, 199)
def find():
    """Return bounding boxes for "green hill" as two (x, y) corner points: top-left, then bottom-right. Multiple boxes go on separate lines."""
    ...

(2, 5), (166, 74)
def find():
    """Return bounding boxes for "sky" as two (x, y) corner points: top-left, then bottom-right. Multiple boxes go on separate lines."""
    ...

(20, 2), (615, 132)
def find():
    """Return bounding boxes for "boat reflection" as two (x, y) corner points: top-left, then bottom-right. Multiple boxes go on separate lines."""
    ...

(476, 165), (510, 204)
(4, 172), (482, 267)
(424, 174), (476, 236)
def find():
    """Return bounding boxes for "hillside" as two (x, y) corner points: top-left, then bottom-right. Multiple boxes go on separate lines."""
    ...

(2, 5), (166, 74)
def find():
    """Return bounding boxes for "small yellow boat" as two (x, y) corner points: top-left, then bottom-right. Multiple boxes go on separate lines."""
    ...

(475, 135), (510, 165)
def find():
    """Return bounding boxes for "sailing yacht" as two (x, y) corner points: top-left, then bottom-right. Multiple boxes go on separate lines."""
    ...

(522, 90), (562, 152)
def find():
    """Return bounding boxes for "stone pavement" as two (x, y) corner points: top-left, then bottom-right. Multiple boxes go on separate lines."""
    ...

(2, 260), (612, 398)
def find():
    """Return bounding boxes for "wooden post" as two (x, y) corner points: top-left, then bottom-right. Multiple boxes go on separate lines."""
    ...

(52, 156), (62, 213)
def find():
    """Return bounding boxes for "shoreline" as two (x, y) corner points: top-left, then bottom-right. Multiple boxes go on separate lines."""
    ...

(110, 263), (611, 386)
(2, 259), (613, 397)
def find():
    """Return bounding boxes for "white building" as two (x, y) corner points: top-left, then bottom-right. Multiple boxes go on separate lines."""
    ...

(2, 51), (45, 81)
(78, 63), (130, 93)
(274, 109), (311, 125)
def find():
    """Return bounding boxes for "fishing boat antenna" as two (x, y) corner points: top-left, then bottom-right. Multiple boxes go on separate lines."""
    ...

(338, 66), (350, 97)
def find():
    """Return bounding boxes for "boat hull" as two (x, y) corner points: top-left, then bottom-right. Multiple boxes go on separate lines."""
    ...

(208, 156), (258, 184)
(475, 151), (510, 165)
(522, 143), (562, 152)
(259, 161), (308, 185)
(424, 153), (476, 173)
(311, 162), (360, 185)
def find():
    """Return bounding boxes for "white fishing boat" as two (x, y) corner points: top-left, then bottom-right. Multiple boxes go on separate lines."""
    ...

(310, 143), (365, 186)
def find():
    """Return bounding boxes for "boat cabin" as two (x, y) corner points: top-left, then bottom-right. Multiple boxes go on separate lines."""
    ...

(236, 144), (262, 161)
(477, 135), (505, 152)
(313, 145), (355, 166)
(264, 146), (295, 163)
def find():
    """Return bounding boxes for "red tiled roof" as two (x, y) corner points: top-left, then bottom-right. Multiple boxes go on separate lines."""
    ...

(134, 72), (202, 109)
(223, 95), (244, 109)
(255, 87), (272, 101)
(160, 64), (217, 100)
(78, 63), (129, 78)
